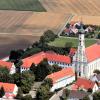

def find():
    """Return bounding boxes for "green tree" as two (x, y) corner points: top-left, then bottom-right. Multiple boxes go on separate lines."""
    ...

(0, 86), (5, 98)
(64, 89), (70, 97)
(43, 78), (53, 88)
(15, 87), (23, 99)
(93, 69), (100, 74)
(13, 73), (21, 86)
(9, 49), (24, 61)
(30, 63), (36, 72)
(13, 71), (35, 93)
(83, 95), (90, 100)
(39, 30), (57, 43)
(20, 71), (35, 93)
(0, 67), (14, 83)
(87, 88), (92, 93)
(21, 95), (32, 100)
(34, 59), (53, 81)
(52, 64), (62, 72)
(61, 89), (70, 100)
(36, 78), (53, 100)
(97, 33), (100, 39)
(93, 92), (100, 100)
(65, 42), (73, 49)
(36, 85), (50, 100)
(22, 47), (41, 58)
(15, 60), (23, 73)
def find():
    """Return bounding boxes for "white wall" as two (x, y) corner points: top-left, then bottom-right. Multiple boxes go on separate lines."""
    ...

(92, 83), (99, 93)
(1, 56), (9, 61)
(13, 85), (18, 96)
(50, 76), (75, 92)
(86, 58), (100, 78)
(48, 61), (72, 68)
(20, 67), (30, 73)
(10, 63), (16, 74)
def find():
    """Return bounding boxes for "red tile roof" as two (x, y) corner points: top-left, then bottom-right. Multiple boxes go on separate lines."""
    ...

(22, 52), (45, 68)
(86, 43), (100, 62)
(0, 60), (13, 70)
(46, 68), (75, 83)
(22, 52), (71, 68)
(70, 21), (76, 26)
(0, 82), (16, 93)
(64, 29), (70, 33)
(69, 48), (76, 56)
(45, 52), (71, 64)
(73, 78), (95, 90)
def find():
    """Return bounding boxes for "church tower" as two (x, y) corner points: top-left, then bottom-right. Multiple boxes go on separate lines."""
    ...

(73, 22), (87, 77)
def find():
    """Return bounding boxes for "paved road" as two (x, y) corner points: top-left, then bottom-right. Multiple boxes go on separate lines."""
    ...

(49, 89), (64, 100)
(58, 14), (74, 37)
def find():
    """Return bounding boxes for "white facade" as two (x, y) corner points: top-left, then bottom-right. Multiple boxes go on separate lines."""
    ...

(86, 58), (100, 78)
(48, 61), (72, 68)
(1, 56), (9, 61)
(3, 84), (18, 99)
(20, 67), (30, 73)
(92, 83), (99, 93)
(21, 60), (72, 73)
(13, 84), (18, 96)
(50, 75), (75, 92)
(10, 63), (16, 74)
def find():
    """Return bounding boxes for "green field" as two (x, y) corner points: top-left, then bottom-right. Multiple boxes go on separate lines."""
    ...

(49, 37), (97, 48)
(0, 0), (46, 11)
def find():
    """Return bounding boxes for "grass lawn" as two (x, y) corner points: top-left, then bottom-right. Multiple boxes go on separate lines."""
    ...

(0, 0), (46, 11)
(48, 37), (97, 48)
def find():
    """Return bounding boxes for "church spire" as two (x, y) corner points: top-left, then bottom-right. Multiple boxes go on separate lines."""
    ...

(73, 22), (87, 77)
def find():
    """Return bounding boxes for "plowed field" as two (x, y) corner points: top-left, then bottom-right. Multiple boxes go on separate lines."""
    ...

(41, 0), (100, 15)
(0, 11), (72, 36)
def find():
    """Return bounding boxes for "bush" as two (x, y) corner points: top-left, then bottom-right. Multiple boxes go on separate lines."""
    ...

(22, 95), (32, 100)
(36, 79), (53, 100)
(39, 30), (57, 43)
(93, 92), (100, 100)
(0, 87), (5, 98)
(97, 33), (100, 39)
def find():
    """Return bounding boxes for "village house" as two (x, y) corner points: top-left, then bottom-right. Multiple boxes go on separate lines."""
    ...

(68, 90), (91, 100)
(90, 74), (100, 88)
(71, 78), (98, 93)
(0, 82), (18, 99)
(0, 60), (16, 74)
(21, 51), (71, 73)
(46, 67), (75, 92)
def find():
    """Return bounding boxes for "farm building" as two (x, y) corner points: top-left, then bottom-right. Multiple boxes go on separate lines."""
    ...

(68, 90), (90, 100)
(90, 74), (100, 88)
(71, 78), (98, 93)
(0, 60), (16, 74)
(21, 51), (71, 73)
(46, 67), (75, 92)
(0, 82), (18, 99)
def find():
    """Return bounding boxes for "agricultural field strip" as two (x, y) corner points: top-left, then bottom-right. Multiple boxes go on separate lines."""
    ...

(0, 11), (33, 33)
(41, 0), (100, 15)
(0, 0), (45, 11)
